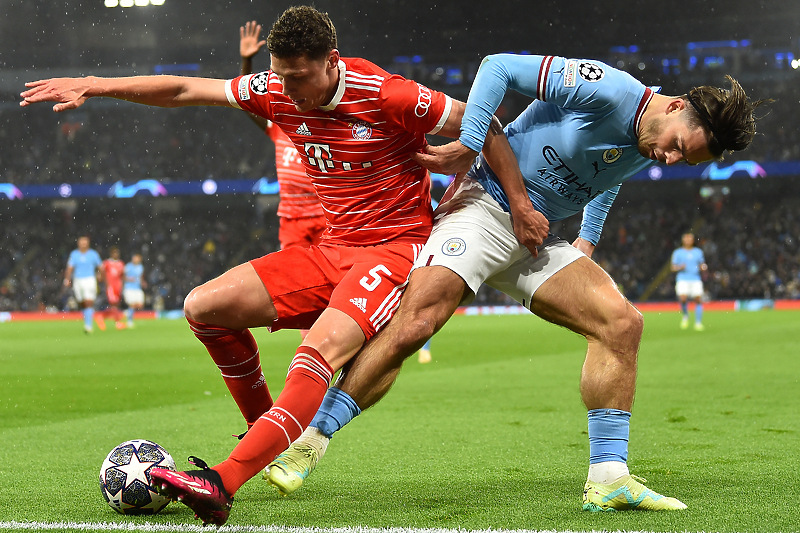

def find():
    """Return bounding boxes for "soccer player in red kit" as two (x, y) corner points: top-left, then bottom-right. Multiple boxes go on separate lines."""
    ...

(239, 20), (325, 343)
(97, 247), (126, 330)
(239, 19), (326, 253)
(20, 6), (519, 525)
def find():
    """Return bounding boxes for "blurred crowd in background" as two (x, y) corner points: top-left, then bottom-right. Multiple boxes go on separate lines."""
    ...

(1, 74), (798, 187)
(2, 34), (799, 313)
(2, 174), (798, 313)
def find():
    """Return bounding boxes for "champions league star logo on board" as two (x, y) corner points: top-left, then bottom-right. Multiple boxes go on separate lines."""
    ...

(250, 73), (270, 95)
(351, 120), (372, 140)
(578, 62), (605, 82)
(442, 238), (466, 256)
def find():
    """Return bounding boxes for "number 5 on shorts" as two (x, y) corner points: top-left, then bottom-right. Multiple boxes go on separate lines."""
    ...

(359, 265), (392, 292)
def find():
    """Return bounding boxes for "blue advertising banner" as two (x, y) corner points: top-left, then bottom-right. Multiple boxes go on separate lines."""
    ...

(1, 163), (797, 201)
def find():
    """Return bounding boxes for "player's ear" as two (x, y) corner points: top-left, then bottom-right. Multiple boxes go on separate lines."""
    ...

(327, 49), (340, 69)
(667, 98), (686, 115)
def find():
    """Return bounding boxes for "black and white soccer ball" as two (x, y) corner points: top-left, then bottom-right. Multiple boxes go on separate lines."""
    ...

(99, 439), (176, 515)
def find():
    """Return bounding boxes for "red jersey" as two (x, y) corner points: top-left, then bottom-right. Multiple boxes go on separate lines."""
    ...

(266, 122), (324, 220)
(226, 57), (453, 246)
(101, 259), (125, 291)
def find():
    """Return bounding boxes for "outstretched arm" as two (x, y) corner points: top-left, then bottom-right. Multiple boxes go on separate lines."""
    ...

(21, 75), (230, 112)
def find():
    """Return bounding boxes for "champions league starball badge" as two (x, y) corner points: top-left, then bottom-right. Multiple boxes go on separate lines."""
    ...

(578, 62), (605, 82)
(249, 73), (270, 95)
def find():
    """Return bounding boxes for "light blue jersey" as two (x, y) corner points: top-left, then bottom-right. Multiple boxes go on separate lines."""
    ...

(67, 249), (102, 279)
(124, 262), (144, 290)
(460, 54), (657, 245)
(671, 247), (706, 282)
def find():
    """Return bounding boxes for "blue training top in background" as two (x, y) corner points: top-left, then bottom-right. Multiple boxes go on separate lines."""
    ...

(67, 249), (102, 280)
(124, 262), (144, 290)
(671, 247), (706, 282)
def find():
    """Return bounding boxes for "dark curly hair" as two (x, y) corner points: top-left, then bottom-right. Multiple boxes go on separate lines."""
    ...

(682, 75), (772, 159)
(267, 6), (338, 61)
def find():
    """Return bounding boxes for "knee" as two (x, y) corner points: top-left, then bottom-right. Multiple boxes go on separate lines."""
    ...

(598, 298), (643, 352)
(183, 285), (209, 323)
(393, 309), (438, 355)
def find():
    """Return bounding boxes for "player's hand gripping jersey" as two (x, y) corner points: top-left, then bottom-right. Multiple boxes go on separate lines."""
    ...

(226, 58), (453, 246)
(461, 54), (657, 245)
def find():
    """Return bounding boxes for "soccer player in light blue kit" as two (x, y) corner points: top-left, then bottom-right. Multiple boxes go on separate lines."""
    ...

(671, 232), (708, 330)
(64, 235), (103, 333)
(265, 53), (767, 511)
(123, 253), (146, 328)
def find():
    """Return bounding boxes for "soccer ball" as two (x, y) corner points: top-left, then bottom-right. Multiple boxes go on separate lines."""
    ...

(99, 439), (176, 515)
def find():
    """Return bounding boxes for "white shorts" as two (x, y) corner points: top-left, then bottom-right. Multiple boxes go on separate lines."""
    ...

(676, 280), (704, 298)
(123, 288), (145, 306)
(72, 276), (98, 303)
(412, 177), (584, 307)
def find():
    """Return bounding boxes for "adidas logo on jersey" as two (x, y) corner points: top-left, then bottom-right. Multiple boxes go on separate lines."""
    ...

(350, 297), (367, 312)
(296, 122), (312, 136)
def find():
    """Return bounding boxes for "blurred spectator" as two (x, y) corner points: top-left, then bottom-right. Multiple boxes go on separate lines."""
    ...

(1, 60), (797, 311)
(2, 177), (798, 312)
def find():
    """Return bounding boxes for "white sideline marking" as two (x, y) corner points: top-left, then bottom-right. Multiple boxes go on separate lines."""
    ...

(0, 524), (659, 533)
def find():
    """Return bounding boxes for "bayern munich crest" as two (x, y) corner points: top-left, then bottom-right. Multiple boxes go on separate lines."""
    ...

(249, 73), (270, 95)
(578, 62), (605, 82)
(442, 238), (466, 256)
(351, 120), (372, 140)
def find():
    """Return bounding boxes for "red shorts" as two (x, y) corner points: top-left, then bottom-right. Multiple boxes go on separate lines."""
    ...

(250, 242), (423, 339)
(106, 284), (122, 305)
(279, 215), (326, 249)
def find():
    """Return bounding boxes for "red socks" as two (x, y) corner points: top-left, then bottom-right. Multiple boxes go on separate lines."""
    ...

(187, 318), (273, 427)
(213, 346), (333, 495)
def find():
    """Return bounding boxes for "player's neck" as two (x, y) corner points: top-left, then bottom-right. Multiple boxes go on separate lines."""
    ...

(638, 93), (671, 135)
(322, 61), (340, 107)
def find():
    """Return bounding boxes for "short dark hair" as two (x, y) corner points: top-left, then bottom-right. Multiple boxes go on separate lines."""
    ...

(267, 6), (337, 61)
(682, 75), (771, 159)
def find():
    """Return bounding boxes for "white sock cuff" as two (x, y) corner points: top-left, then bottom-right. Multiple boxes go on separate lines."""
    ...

(587, 461), (630, 484)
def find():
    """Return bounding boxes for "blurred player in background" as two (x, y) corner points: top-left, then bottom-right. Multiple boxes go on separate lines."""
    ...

(97, 246), (126, 330)
(239, 20), (326, 340)
(671, 232), (708, 330)
(64, 235), (102, 334)
(123, 253), (146, 328)
(417, 338), (432, 363)
(267, 54), (768, 511)
(21, 5), (482, 525)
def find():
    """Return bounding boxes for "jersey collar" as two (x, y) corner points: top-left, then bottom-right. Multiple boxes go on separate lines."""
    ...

(319, 60), (347, 112)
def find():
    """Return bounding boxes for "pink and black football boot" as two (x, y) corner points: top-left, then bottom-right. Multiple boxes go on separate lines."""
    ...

(150, 456), (233, 526)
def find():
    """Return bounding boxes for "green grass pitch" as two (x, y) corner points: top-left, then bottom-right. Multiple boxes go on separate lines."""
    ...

(1, 310), (799, 532)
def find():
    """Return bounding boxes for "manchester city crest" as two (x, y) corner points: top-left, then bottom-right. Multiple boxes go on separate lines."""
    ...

(351, 120), (372, 140)
(578, 62), (605, 82)
(602, 147), (623, 163)
(442, 238), (466, 256)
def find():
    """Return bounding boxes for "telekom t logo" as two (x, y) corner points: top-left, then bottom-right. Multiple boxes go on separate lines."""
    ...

(304, 142), (334, 172)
